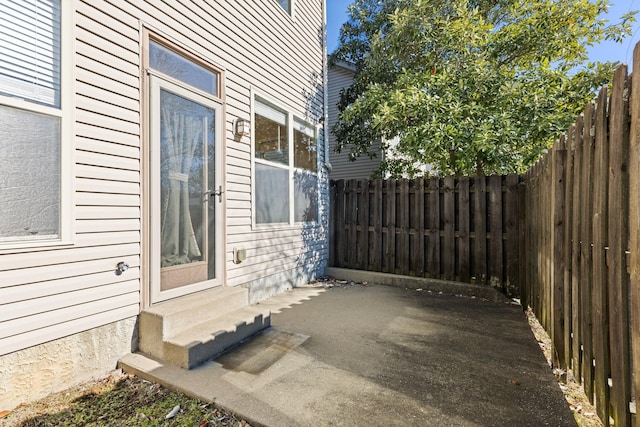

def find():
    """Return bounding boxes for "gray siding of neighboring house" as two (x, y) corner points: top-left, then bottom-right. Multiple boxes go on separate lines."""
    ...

(328, 63), (382, 180)
(0, 0), (327, 409)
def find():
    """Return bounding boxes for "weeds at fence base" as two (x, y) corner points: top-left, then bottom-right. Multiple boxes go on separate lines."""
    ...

(526, 308), (603, 427)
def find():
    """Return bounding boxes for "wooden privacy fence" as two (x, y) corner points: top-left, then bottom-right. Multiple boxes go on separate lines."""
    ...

(521, 51), (640, 426)
(329, 175), (520, 295)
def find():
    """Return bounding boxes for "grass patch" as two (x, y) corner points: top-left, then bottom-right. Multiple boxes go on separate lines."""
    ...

(1, 372), (250, 427)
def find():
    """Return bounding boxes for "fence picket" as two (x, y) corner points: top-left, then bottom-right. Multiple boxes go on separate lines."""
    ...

(489, 175), (503, 288)
(563, 125), (575, 372)
(371, 179), (383, 271)
(553, 142), (567, 373)
(571, 119), (583, 382)
(385, 180), (397, 273)
(399, 179), (410, 275)
(630, 45), (640, 427)
(591, 85), (610, 424)
(357, 180), (370, 270)
(580, 102), (596, 401)
(428, 177), (441, 278)
(458, 178), (471, 283)
(474, 177), (487, 285)
(607, 64), (632, 427)
(414, 179), (426, 277)
(334, 180), (345, 268)
(443, 177), (456, 281)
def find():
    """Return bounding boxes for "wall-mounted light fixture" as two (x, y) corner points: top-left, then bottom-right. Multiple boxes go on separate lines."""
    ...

(115, 261), (129, 276)
(235, 118), (251, 137)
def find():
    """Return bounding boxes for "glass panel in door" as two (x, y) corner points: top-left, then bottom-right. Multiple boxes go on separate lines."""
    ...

(157, 86), (219, 293)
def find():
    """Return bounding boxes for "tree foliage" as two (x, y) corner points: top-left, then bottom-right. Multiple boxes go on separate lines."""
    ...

(331, 0), (636, 176)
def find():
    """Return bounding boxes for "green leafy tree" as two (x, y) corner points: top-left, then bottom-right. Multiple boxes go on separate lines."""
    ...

(331, 0), (636, 176)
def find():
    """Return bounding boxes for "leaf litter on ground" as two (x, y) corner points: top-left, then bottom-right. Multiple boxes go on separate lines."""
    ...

(526, 308), (604, 427)
(0, 370), (250, 427)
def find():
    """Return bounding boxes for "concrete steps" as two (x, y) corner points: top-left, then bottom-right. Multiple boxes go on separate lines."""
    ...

(137, 286), (271, 369)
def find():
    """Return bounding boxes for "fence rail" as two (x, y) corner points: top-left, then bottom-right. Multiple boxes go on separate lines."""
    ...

(329, 175), (520, 295)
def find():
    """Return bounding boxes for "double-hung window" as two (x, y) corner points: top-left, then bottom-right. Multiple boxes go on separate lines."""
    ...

(0, 0), (72, 247)
(254, 95), (318, 226)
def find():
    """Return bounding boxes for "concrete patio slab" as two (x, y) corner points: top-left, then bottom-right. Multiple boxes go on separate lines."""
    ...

(120, 284), (576, 426)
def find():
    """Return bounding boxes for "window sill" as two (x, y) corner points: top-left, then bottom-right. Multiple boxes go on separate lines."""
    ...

(252, 222), (319, 232)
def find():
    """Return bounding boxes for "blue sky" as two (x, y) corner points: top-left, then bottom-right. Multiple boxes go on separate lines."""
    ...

(326, 0), (640, 67)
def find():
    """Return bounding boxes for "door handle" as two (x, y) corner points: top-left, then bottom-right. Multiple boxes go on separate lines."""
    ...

(204, 186), (224, 203)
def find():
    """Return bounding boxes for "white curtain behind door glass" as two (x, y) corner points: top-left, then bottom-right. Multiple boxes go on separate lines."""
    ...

(160, 103), (203, 267)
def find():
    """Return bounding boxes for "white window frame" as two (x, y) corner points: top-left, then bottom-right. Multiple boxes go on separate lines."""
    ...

(251, 90), (319, 229)
(0, 1), (75, 251)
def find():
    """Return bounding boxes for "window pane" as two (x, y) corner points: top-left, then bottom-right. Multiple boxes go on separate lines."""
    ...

(255, 101), (289, 166)
(294, 120), (317, 171)
(149, 40), (218, 96)
(294, 171), (318, 222)
(0, 0), (61, 107)
(0, 105), (60, 240)
(256, 163), (289, 224)
(278, 0), (291, 14)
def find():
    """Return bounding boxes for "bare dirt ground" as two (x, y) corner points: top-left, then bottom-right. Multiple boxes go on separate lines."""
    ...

(525, 308), (604, 427)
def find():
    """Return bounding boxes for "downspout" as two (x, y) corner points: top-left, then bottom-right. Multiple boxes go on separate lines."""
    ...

(322, 0), (332, 173)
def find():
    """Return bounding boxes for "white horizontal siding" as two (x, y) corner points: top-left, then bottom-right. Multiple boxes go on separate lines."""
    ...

(0, 243), (139, 272)
(76, 125), (140, 148)
(2, 270), (140, 305)
(0, 0), (142, 357)
(328, 64), (382, 180)
(1, 0), (327, 357)
(0, 254), (140, 288)
(76, 158), (140, 177)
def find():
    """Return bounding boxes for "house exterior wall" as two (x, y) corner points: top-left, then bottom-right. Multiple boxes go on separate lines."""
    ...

(328, 63), (382, 180)
(0, 0), (327, 410)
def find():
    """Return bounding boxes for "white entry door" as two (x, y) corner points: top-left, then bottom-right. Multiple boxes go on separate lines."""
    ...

(149, 76), (223, 303)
